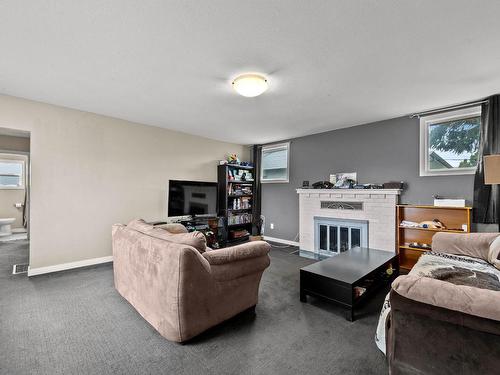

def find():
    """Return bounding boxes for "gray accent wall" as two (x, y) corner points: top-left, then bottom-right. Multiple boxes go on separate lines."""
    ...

(261, 116), (475, 241)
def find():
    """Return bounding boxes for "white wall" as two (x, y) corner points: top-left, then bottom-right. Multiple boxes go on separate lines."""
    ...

(0, 95), (248, 270)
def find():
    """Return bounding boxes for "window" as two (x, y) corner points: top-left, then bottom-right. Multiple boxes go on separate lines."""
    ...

(261, 142), (290, 183)
(419, 106), (481, 176)
(0, 159), (25, 189)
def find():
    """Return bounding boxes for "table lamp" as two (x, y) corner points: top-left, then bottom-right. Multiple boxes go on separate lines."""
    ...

(484, 155), (500, 230)
(484, 155), (500, 185)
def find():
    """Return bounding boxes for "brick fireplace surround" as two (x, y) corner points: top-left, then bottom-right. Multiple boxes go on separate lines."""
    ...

(296, 189), (401, 253)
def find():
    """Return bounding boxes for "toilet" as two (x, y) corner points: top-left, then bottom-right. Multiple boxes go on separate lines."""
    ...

(0, 218), (15, 237)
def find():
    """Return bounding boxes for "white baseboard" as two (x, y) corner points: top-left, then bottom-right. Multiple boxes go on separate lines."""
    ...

(263, 236), (299, 247)
(28, 255), (113, 277)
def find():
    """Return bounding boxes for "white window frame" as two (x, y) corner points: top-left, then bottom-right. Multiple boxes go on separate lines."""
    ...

(419, 106), (481, 177)
(0, 158), (25, 190)
(261, 142), (290, 183)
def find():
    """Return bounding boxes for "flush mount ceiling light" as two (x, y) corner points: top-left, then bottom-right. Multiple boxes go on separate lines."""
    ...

(232, 73), (268, 97)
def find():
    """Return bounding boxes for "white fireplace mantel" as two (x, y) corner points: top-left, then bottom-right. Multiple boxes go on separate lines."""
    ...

(296, 189), (401, 253)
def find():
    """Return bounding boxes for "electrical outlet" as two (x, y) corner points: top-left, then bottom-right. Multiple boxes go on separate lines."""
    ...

(270, 223), (274, 230)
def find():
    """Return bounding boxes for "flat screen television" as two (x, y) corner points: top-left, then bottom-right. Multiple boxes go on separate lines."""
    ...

(168, 180), (218, 217)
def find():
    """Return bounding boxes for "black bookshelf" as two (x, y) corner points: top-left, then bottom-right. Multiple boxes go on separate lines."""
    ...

(217, 164), (256, 246)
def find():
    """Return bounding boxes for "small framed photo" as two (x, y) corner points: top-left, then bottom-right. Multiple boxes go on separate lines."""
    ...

(334, 172), (357, 188)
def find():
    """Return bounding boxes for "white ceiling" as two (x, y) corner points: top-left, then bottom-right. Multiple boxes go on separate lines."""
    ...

(1, 1), (500, 145)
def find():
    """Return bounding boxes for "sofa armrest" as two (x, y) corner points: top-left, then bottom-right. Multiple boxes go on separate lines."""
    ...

(202, 241), (271, 265)
(389, 288), (500, 336)
(391, 274), (500, 322)
(432, 232), (499, 261)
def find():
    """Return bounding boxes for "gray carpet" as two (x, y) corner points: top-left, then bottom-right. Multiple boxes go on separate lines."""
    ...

(0, 241), (388, 375)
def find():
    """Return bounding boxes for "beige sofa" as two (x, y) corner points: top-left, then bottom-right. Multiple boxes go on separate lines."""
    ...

(112, 219), (271, 343)
(387, 233), (500, 374)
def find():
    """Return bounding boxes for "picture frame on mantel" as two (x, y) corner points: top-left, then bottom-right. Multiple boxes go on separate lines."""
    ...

(333, 172), (357, 188)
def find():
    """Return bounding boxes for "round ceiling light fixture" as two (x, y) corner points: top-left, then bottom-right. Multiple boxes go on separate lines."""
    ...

(232, 73), (268, 97)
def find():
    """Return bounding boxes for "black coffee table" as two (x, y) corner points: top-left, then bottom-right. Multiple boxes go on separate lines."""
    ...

(300, 247), (399, 321)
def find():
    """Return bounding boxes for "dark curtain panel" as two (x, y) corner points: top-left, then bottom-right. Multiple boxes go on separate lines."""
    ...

(22, 189), (27, 228)
(473, 94), (500, 223)
(252, 145), (262, 235)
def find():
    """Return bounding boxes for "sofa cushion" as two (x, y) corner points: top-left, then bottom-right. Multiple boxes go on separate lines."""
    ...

(146, 227), (207, 254)
(489, 235), (500, 270)
(154, 223), (188, 234)
(432, 232), (499, 261)
(127, 219), (207, 253)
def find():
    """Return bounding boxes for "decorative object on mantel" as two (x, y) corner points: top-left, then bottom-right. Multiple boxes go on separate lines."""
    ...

(396, 204), (472, 270)
(312, 180), (334, 189)
(353, 184), (371, 189)
(333, 172), (357, 189)
(383, 181), (405, 190)
(306, 177), (405, 191)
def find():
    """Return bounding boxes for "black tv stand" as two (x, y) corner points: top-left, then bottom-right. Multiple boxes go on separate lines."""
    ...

(179, 216), (215, 231)
(150, 220), (169, 226)
(176, 216), (224, 249)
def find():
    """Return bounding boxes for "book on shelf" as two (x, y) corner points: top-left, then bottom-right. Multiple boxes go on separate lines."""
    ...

(231, 196), (251, 210)
(228, 212), (252, 225)
(229, 184), (253, 196)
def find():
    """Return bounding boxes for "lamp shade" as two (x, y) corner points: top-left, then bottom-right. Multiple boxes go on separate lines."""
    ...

(483, 155), (500, 184)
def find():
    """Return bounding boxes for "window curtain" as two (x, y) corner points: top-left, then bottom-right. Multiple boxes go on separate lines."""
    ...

(473, 94), (500, 224)
(252, 145), (262, 235)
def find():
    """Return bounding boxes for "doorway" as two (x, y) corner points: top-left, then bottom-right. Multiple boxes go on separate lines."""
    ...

(0, 127), (30, 275)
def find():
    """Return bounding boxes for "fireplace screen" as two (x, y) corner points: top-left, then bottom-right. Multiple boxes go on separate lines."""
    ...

(315, 218), (368, 255)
